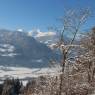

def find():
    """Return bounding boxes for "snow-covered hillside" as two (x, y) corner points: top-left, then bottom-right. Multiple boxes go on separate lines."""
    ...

(0, 66), (61, 85)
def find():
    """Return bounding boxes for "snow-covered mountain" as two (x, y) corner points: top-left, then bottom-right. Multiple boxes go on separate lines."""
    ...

(27, 29), (59, 49)
(0, 29), (60, 68)
(27, 29), (76, 50)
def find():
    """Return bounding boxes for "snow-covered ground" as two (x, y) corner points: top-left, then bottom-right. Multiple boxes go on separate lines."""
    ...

(0, 65), (61, 85)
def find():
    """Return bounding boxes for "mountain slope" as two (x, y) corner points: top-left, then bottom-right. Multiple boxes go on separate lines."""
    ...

(0, 29), (59, 68)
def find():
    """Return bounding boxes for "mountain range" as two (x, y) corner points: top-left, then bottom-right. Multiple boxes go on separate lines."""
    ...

(0, 28), (81, 68)
(0, 29), (60, 68)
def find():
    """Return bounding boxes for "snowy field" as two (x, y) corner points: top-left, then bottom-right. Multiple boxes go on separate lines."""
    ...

(0, 65), (61, 85)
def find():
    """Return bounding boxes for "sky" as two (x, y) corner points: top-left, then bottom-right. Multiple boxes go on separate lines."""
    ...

(0, 0), (95, 32)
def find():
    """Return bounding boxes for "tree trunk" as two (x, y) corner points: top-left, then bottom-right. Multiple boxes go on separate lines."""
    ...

(58, 52), (67, 95)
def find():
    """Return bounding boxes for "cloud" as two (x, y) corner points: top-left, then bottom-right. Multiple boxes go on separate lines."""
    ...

(17, 29), (24, 32)
(28, 29), (56, 37)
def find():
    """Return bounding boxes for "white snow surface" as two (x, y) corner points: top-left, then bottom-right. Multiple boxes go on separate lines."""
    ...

(0, 44), (19, 57)
(0, 65), (61, 85)
(0, 44), (15, 52)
